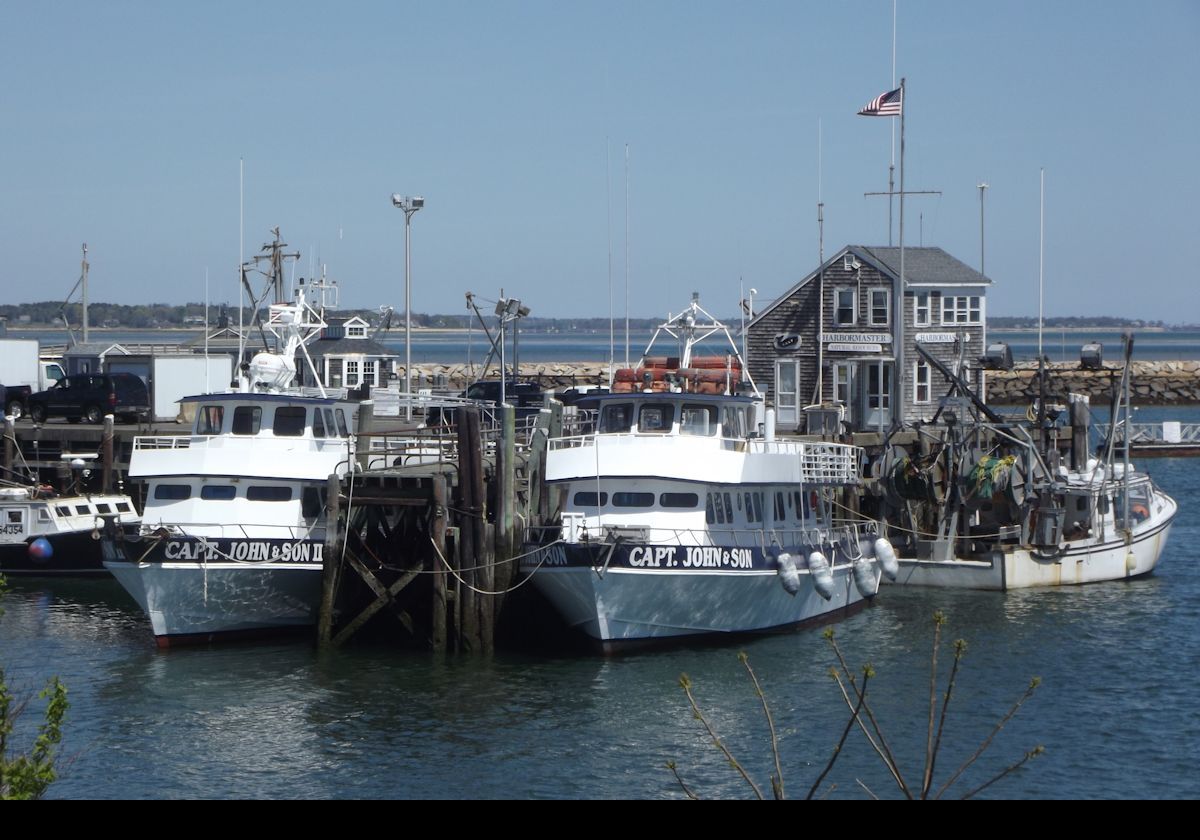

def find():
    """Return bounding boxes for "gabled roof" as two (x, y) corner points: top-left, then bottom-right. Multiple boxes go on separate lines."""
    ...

(307, 336), (397, 357)
(857, 246), (990, 288)
(748, 245), (989, 328)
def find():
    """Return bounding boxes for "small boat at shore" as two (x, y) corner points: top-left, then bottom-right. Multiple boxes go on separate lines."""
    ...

(521, 295), (894, 649)
(883, 336), (1177, 590)
(1, 484), (140, 575)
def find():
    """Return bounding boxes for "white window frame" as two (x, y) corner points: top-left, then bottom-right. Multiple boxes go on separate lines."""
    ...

(914, 360), (932, 404)
(869, 288), (890, 326)
(835, 288), (857, 326)
(941, 295), (982, 325)
(833, 362), (854, 407)
(363, 359), (377, 386)
(913, 292), (931, 327)
(345, 359), (360, 386)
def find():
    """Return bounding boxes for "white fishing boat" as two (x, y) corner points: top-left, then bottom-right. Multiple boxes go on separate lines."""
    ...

(886, 336), (1177, 589)
(1, 484), (140, 576)
(521, 295), (894, 650)
(103, 281), (361, 645)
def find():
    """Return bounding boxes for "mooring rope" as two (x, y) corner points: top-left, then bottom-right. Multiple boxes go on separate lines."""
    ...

(428, 535), (563, 595)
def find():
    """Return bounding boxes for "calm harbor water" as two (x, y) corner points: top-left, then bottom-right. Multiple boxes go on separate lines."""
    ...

(2, 424), (1198, 799)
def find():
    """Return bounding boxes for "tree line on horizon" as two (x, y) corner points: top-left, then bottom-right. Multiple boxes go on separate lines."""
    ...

(0, 302), (1183, 331)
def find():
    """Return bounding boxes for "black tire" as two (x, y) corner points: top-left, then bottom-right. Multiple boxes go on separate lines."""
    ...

(5, 400), (23, 420)
(29, 404), (46, 424)
(84, 404), (104, 424)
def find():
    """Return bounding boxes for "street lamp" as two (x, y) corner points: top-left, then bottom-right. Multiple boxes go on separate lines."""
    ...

(494, 297), (530, 408)
(391, 194), (424, 421)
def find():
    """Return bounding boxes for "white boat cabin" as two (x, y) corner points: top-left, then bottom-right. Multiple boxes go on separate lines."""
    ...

(132, 394), (360, 541)
(551, 392), (859, 547)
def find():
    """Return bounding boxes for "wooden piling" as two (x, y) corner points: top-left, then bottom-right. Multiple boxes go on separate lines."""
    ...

(3, 415), (13, 483)
(355, 400), (375, 473)
(456, 407), (481, 651)
(317, 472), (343, 648)
(494, 404), (516, 597)
(102, 415), (115, 494)
(431, 474), (449, 654)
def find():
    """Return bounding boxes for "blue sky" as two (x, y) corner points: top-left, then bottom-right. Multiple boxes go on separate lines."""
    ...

(2, 1), (1197, 322)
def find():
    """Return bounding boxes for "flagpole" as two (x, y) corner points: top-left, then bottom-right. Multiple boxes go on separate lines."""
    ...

(889, 0), (897, 246)
(896, 77), (906, 428)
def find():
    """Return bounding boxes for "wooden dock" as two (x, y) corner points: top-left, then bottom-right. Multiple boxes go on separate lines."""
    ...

(315, 402), (561, 653)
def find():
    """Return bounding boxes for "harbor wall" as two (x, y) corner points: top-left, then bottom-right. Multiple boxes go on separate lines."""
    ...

(407, 360), (1200, 405)
(983, 360), (1200, 405)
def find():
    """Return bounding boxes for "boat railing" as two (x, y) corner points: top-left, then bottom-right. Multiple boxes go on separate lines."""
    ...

(1094, 421), (1200, 445)
(138, 521), (317, 541)
(797, 442), (861, 485)
(358, 411), (542, 471)
(524, 521), (869, 560)
(134, 436), (193, 450)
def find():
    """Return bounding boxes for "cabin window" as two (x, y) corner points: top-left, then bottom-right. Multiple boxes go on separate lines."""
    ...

(247, 486), (293, 502)
(321, 409), (337, 437)
(197, 405), (224, 435)
(201, 486), (237, 501)
(8, 510), (22, 524)
(74, 505), (91, 516)
(723, 493), (733, 523)
(660, 492), (700, 508)
(752, 493), (763, 523)
(600, 404), (633, 433)
(637, 404), (674, 433)
(38, 508), (51, 523)
(775, 492), (785, 520)
(313, 409), (327, 438)
(870, 289), (890, 326)
(706, 493), (717, 524)
(573, 491), (608, 507)
(96, 503), (112, 514)
(117, 502), (132, 513)
(836, 288), (857, 326)
(302, 486), (326, 519)
(680, 405), (717, 436)
(941, 295), (982, 324)
(914, 292), (931, 327)
(55, 506), (71, 517)
(273, 407), (307, 437)
(154, 484), (191, 501)
(232, 406), (262, 435)
(335, 409), (349, 437)
(612, 492), (655, 508)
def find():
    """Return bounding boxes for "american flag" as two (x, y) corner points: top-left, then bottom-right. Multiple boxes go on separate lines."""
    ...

(858, 86), (903, 117)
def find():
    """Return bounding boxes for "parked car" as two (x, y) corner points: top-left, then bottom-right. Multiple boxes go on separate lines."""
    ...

(27, 373), (150, 424)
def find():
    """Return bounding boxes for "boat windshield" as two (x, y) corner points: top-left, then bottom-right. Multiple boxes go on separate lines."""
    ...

(637, 403), (674, 433)
(680, 404), (717, 436)
(599, 403), (633, 433)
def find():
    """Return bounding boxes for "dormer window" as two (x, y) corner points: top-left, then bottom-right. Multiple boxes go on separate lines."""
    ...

(347, 324), (367, 338)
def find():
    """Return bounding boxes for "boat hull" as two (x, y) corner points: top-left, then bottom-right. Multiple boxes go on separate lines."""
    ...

(1, 530), (112, 576)
(522, 542), (878, 646)
(103, 536), (324, 645)
(889, 500), (1176, 590)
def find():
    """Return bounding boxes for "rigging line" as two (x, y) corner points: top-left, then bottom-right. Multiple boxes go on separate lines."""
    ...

(430, 536), (561, 595)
